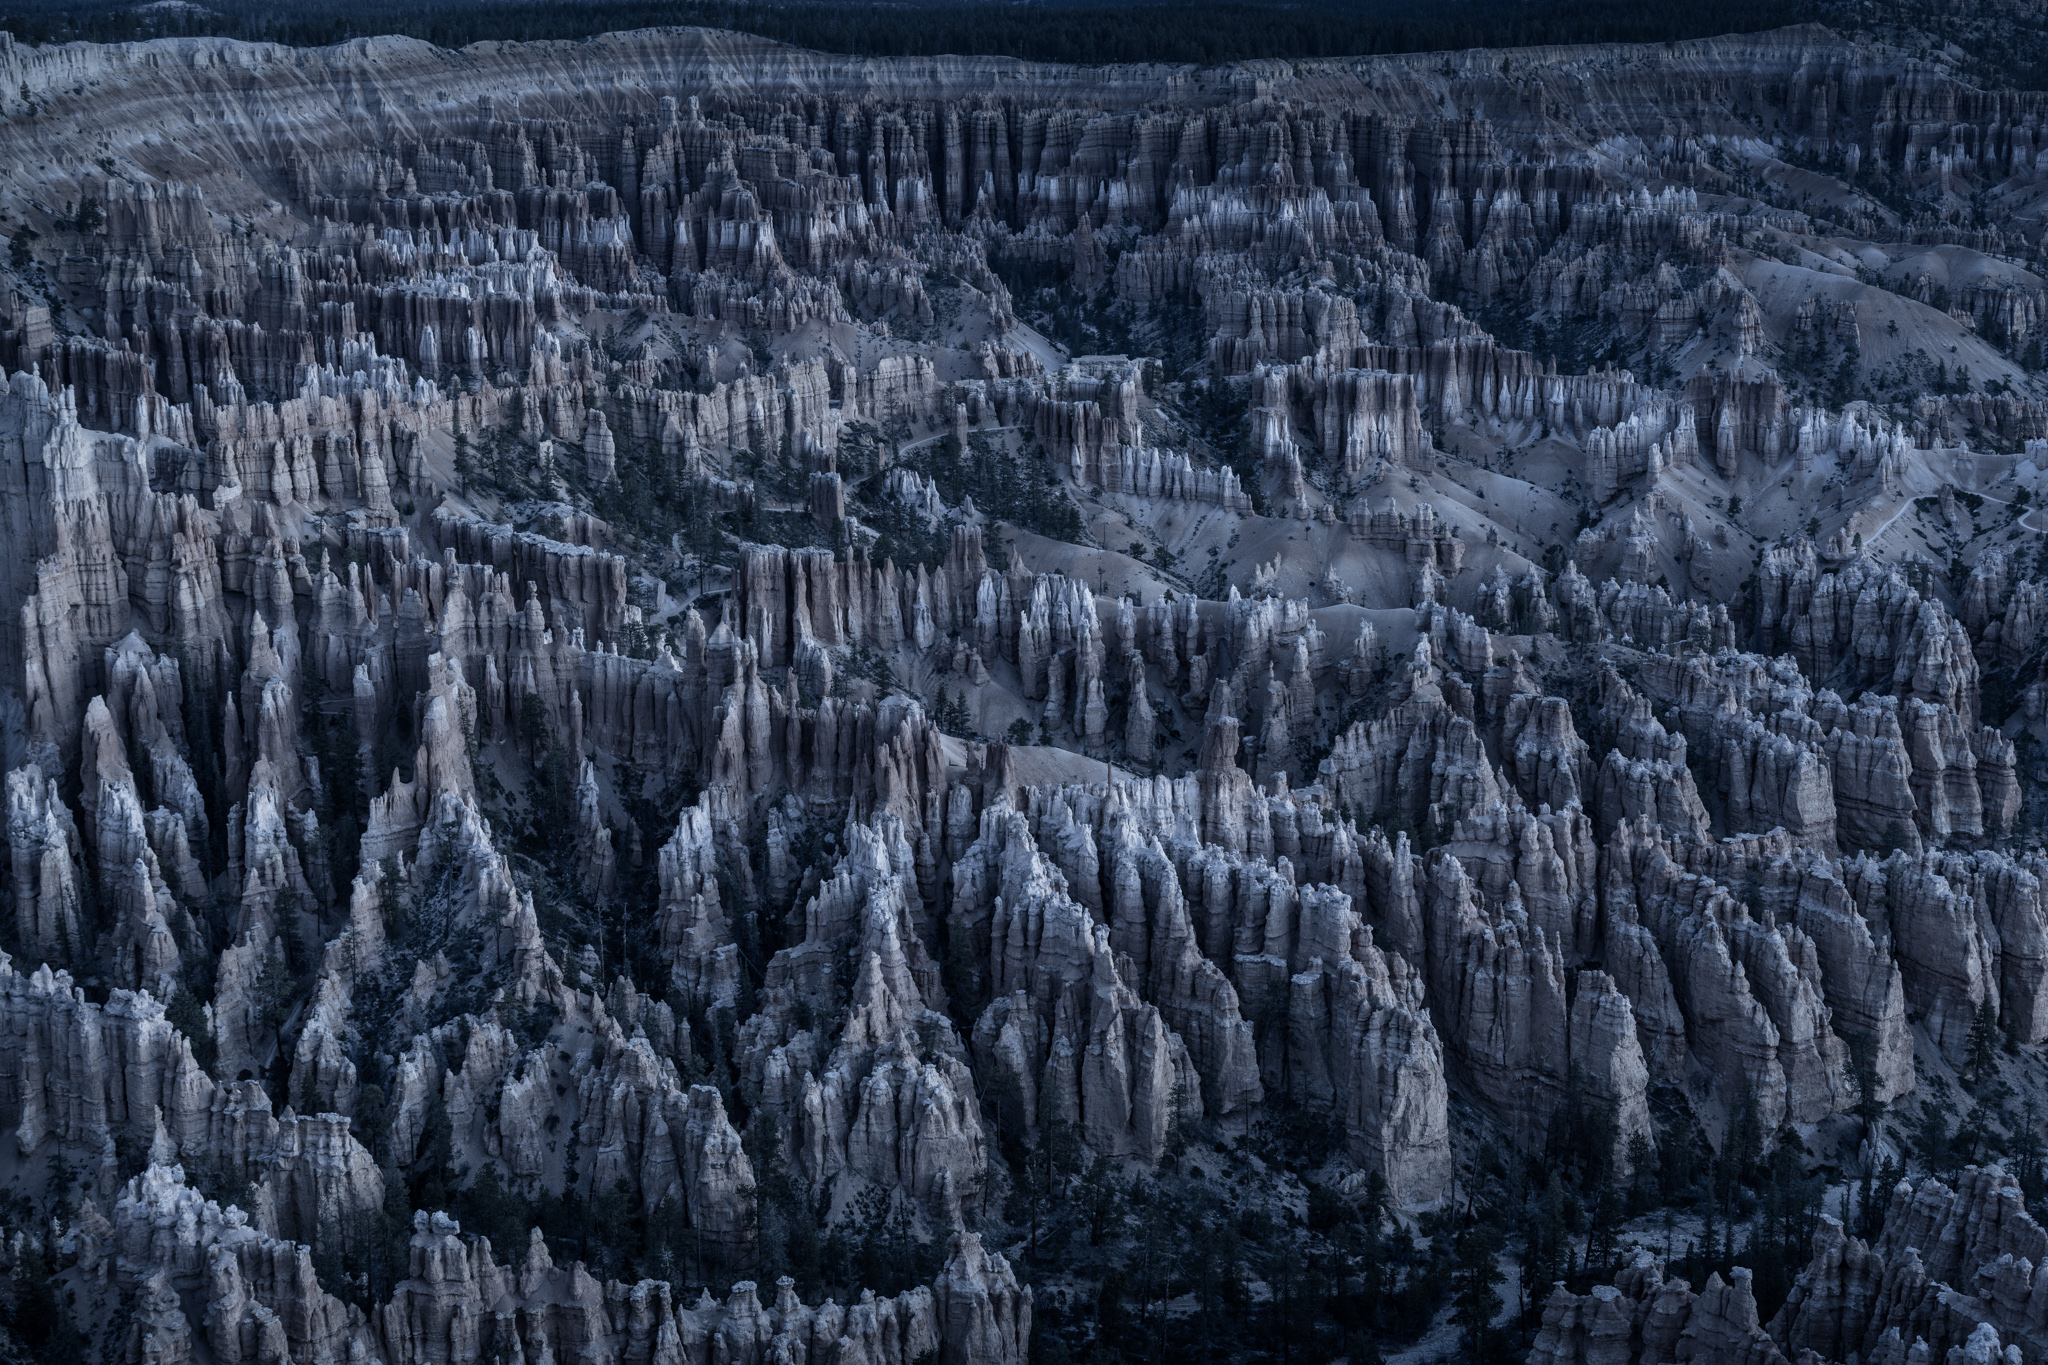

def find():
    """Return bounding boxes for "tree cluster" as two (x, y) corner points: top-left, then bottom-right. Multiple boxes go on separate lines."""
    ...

(0, 0), (1834, 70)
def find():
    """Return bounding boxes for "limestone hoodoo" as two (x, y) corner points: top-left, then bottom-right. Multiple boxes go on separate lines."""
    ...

(5, 13), (2048, 1363)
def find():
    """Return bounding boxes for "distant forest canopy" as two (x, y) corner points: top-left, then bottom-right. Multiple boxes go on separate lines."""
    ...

(2, 0), (2048, 88)
(0, 0), (1836, 66)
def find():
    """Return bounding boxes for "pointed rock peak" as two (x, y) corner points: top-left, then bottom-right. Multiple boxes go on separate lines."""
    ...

(523, 1225), (553, 1274)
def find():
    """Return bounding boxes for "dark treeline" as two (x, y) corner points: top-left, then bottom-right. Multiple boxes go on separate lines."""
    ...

(18, 0), (2048, 94)
(0, 0), (1822, 66)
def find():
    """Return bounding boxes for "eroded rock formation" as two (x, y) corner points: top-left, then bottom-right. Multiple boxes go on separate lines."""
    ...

(5, 15), (2048, 1364)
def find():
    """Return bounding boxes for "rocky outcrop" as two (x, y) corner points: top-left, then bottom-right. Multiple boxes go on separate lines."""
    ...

(1601, 819), (1856, 1130)
(15, 19), (2048, 1365)
(1529, 1252), (1789, 1365)
(107, 1160), (1028, 1365)
(5, 766), (83, 963)
(952, 801), (1202, 1165)
(742, 816), (986, 1206)
(1541, 1164), (2048, 1365)
(1773, 1169), (2048, 1365)
(112, 1162), (382, 1365)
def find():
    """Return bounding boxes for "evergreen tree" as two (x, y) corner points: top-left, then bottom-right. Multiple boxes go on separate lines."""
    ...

(1524, 1174), (1569, 1323)
(1583, 1183), (1623, 1280)
(1450, 1218), (1505, 1362)
(1716, 1094), (1763, 1211)
(2015, 1105), (2047, 1213)
(1965, 997), (2001, 1084)
(1625, 1131), (1660, 1215)
(1915, 1103), (1956, 1176)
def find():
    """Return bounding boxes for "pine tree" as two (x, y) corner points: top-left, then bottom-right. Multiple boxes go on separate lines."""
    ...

(2015, 1104), (2046, 1212)
(1450, 1219), (1505, 1361)
(1915, 1103), (1955, 1175)
(1861, 1157), (1901, 1239)
(1624, 1131), (1660, 1214)
(1717, 1093), (1762, 1211)
(1965, 997), (2000, 1085)
(1525, 1174), (1568, 1321)
(1583, 1183), (1623, 1279)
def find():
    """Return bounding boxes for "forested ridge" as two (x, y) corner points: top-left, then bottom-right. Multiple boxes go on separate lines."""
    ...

(0, 0), (1836, 67)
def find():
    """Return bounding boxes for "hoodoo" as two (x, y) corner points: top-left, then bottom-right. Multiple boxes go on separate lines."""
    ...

(2, 7), (2048, 1361)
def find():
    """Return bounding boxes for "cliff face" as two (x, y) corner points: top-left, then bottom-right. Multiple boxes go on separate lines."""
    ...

(1533, 1168), (2048, 1365)
(6, 13), (2048, 1364)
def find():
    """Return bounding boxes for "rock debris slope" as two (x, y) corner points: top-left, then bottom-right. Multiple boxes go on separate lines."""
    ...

(1, 16), (2048, 1364)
